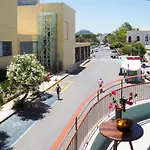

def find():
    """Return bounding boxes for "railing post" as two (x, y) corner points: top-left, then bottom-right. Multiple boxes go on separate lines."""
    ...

(121, 79), (123, 99)
(75, 117), (78, 150)
(97, 91), (99, 101)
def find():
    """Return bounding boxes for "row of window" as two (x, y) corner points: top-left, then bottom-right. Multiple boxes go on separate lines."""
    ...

(128, 35), (149, 42)
(0, 41), (38, 57)
(0, 41), (12, 56)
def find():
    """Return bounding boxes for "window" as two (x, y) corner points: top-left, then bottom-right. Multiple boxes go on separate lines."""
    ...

(128, 36), (132, 42)
(64, 21), (69, 40)
(0, 41), (12, 56)
(136, 36), (140, 42)
(20, 42), (37, 54)
(145, 34), (148, 42)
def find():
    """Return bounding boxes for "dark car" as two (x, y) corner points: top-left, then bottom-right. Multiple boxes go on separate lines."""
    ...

(111, 55), (118, 59)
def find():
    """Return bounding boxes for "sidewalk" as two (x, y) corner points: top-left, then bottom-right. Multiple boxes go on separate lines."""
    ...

(0, 58), (91, 124)
(0, 72), (69, 124)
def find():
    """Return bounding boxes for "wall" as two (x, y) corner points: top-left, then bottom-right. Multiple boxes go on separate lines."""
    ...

(76, 42), (90, 48)
(18, 3), (64, 66)
(0, 0), (18, 68)
(62, 3), (75, 70)
(127, 31), (150, 45)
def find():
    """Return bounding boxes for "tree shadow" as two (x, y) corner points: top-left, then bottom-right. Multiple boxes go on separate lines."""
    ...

(38, 92), (53, 102)
(0, 131), (12, 150)
(14, 100), (51, 121)
(69, 66), (86, 75)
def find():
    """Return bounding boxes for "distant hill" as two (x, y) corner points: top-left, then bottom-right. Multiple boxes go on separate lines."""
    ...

(76, 29), (94, 35)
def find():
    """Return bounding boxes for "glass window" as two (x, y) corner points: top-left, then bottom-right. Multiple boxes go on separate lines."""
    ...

(20, 42), (37, 54)
(0, 41), (12, 56)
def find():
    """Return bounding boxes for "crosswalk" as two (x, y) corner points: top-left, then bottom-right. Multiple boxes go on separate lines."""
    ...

(93, 58), (118, 61)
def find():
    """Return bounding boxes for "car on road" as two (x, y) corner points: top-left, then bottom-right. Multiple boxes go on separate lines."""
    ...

(94, 49), (98, 52)
(111, 54), (118, 59)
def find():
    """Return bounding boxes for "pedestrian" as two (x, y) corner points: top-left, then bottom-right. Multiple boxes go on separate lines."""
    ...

(98, 79), (104, 93)
(56, 84), (61, 100)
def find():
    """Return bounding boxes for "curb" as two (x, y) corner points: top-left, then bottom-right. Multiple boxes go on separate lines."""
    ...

(0, 111), (15, 124)
(80, 59), (90, 67)
(44, 74), (69, 92)
(0, 58), (91, 124)
(0, 74), (69, 124)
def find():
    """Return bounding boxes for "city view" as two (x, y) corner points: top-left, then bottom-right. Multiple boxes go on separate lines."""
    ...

(0, 0), (150, 150)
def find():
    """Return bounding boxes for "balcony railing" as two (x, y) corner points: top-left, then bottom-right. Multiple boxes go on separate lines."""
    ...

(50, 74), (150, 150)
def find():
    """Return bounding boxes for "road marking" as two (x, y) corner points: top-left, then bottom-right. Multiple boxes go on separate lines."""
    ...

(61, 81), (73, 93)
(12, 122), (21, 128)
(10, 121), (37, 148)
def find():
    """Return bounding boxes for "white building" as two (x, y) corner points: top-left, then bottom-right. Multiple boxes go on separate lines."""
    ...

(126, 30), (150, 45)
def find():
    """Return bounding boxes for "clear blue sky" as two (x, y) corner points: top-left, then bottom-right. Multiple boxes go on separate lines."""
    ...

(41, 0), (150, 34)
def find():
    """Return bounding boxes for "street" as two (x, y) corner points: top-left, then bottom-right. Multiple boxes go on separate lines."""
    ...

(0, 47), (121, 150)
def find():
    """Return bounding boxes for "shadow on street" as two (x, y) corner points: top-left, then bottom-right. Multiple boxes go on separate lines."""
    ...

(38, 92), (53, 102)
(69, 66), (86, 75)
(0, 131), (12, 150)
(15, 101), (50, 121)
(14, 92), (53, 121)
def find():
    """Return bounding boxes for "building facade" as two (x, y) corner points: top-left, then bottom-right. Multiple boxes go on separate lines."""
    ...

(0, 0), (18, 69)
(126, 30), (150, 45)
(18, 3), (76, 72)
(0, 1), (90, 73)
(75, 43), (90, 63)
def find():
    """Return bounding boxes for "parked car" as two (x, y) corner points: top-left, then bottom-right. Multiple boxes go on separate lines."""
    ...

(111, 54), (118, 59)
(94, 49), (98, 52)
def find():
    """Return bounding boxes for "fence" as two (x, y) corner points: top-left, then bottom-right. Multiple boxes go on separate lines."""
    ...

(51, 74), (150, 150)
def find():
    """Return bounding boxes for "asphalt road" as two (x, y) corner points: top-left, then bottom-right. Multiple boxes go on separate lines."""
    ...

(0, 47), (121, 150)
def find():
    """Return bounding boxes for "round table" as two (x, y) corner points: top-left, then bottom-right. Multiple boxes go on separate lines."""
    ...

(99, 119), (143, 150)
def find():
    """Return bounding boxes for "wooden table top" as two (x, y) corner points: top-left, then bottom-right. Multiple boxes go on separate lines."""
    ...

(99, 119), (143, 141)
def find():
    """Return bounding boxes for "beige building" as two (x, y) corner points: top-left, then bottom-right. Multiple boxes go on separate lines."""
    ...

(18, 3), (76, 72)
(0, 1), (90, 73)
(0, 0), (18, 68)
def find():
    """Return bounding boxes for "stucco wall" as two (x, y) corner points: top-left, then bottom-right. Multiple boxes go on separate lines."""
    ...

(127, 31), (150, 45)
(18, 3), (66, 69)
(0, 0), (18, 68)
(62, 3), (75, 70)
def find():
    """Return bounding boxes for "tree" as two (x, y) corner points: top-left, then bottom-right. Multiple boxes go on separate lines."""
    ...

(121, 22), (133, 31)
(131, 43), (146, 58)
(108, 22), (136, 49)
(120, 43), (146, 58)
(7, 54), (46, 101)
(120, 45), (136, 55)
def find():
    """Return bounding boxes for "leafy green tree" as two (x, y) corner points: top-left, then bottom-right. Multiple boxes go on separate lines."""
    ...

(108, 22), (136, 49)
(121, 22), (133, 31)
(7, 54), (46, 101)
(131, 43), (146, 58)
(120, 45), (134, 55)
(120, 43), (146, 58)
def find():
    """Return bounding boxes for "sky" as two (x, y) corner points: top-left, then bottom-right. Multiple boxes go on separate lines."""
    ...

(41, 0), (150, 34)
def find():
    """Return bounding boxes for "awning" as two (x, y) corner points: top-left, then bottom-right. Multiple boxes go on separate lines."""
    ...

(121, 59), (141, 71)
